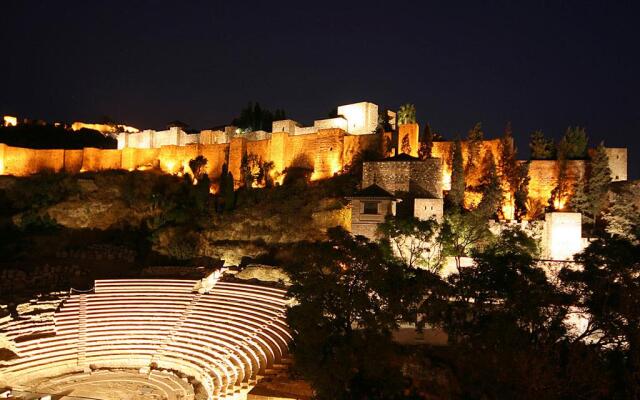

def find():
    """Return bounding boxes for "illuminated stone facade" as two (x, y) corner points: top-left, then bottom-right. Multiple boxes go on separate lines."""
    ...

(542, 212), (586, 260)
(347, 184), (398, 239)
(362, 155), (443, 199)
(604, 147), (627, 181)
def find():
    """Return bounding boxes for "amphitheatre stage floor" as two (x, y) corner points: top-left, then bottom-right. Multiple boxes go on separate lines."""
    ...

(1, 278), (292, 400)
(15, 369), (194, 400)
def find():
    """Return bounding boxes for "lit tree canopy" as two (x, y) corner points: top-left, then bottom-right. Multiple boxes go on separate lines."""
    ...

(397, 103), (416, 124)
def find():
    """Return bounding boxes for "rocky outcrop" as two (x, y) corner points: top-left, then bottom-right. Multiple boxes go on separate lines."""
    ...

(44, 199), (134, 230)
(235, 265), (291, 285)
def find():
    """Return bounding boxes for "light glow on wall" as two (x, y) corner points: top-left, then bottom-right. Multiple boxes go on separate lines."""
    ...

(164, 160), (176, 174)
(330, 154), (341, 176)
(546, 212), (583, 260)
(0, 158), (4, 175)
(71, 122), (139, 134)
(442, 166), (452, 191)
(502, 201), (515, 221)
(3, 116), (17, 127)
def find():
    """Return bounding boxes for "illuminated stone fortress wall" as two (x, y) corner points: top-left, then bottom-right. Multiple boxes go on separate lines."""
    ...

(0, 100), (628, 213)
(0, 102), (381, 185)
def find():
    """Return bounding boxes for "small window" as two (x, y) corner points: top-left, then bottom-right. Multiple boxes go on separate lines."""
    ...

(363, 201), (379, 215)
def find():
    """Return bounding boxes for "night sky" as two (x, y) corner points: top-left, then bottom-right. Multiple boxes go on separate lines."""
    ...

(1, 1), (638, 177)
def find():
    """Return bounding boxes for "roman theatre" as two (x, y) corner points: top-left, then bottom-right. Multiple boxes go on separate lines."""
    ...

(0, 277), (292, 399)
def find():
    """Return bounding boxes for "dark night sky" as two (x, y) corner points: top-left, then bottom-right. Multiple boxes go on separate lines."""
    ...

(1, 1), (638, 177)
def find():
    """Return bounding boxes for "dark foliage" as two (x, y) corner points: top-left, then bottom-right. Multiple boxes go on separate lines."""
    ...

(561, 236), (640, 399)
(0, 125), (116, 149)
(232, 102), (286, 132)
(284, 227), (436, 399)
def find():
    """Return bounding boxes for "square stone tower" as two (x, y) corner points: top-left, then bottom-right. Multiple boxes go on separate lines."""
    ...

(604, 147), (627, 182)
(337, 102), (378, 135)
(543, 212), (584, 260)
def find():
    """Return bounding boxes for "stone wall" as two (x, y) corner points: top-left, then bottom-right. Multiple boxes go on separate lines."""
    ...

(542, 212), (585, 260)
(431, 139), (502, 189)
(350, 198), (396, 239)
(64, 149), (84, 173)
(528, 160), (586, 207)
(414, 198), (444, 222)
(362, 158), (443, 198)
(0, 143), (5, 174)
(314, 117), (347, 131)
(337, 102), (378, 135)
(0, 128), (377, 184)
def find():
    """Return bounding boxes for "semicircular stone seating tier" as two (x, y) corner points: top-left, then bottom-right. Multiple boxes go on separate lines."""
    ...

(0, 279), (292, 399)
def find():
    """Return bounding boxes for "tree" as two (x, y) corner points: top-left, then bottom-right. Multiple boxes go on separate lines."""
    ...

(262, 160), (275, 188)
(513, 161), (530, 220)
(397, 103), (416, 124)
(549, 153), (570, 211)
(447, 140), (465, 208)
(568, 177), (590, 220)
(284, 227), (434, 399)
(377, 216), (442, 272)
(529, 130), (555, 160)
(467, 122), (484, 141)
(232, 102), (285, 132)
(476, 152), (503, 218)
(466, 122), (484, 171)
(240, 153), (262, 188)
(377, 109), (392, 132)
(188, 155), (207, 179)
(560, 237), (640, 399)
(586, 143), (612, 223)
(559, 126), (588, 160)
(603, 185), (640, 242)
(499, 122), (518, 194)
(423, 227), (587, 400)
(439, 208), (493, 271)
(218, 163), (235, 212)
(400, 134), (411, 155)
(569, 143), (611, 225)
(418, 123), (434, 159)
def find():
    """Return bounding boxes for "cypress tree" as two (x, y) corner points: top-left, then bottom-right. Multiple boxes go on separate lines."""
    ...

(447, 140), (465, 208)
(559, 126), (588, 159)
(603, 185), (640, 242)
(418, 123), (434, 160)
(529, 130), (555, 160)
(477, 152), (503, 218)
(224, 171), (235, 212)
(568, 143), (611, 225)
(587, 143), (612, 222)
(549, 151), (570, 211)
(514, 161), (530, 220)
(499, 122), (518, 196)
(568, 177), (589, 220)
(467, 122), (484, 171)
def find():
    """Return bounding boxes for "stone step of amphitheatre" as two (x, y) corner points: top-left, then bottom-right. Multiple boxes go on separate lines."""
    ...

(2, 279), (292, 400)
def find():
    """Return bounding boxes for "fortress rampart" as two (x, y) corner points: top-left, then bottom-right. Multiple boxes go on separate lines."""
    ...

(0, 99), (627, 214)
(0, 127), (379, 184)
(0, 132), (624, 210)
